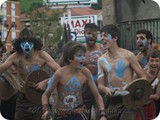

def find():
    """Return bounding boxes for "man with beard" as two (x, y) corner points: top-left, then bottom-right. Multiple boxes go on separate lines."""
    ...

(0, 28), (60, 120)
(136, 29), (153, 68)
(82, 23), (103, 120)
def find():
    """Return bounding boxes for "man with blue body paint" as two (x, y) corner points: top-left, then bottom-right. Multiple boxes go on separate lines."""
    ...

(97, 24), (146, 120)
(0, 28), (60, 120)
(136, 29), (153, 68)
(42, 41), (107, 120)
(136, 30), (160, 117)
(82, 23), (104, 120)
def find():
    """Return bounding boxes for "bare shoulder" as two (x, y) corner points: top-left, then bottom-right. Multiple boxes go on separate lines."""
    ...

(39, 50), (48, 56)
(38, 50), (52, 59)
(81, 67), (91, 76)
(54, 67), (63, 77)
(121, 48), (135, 58)
(8, 52), (21, 60)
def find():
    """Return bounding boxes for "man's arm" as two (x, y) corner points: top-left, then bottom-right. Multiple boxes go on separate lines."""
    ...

(41, 51), (60, 72)
(83, 67), (107, 120)
(0, 53), (14, 74)
(37, 51), (60, 91)
(41, 70), (60, 118)
(129, 52), (146, 79)
(97, 57), (113, 97)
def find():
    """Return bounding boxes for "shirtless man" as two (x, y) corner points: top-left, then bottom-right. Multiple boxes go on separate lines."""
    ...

(82, 23), (103, 119)
(136, 29), (153, 68)
(97, 24), (146, 120)
(0, 28), (60, 120)
(42, 41), (107, 120)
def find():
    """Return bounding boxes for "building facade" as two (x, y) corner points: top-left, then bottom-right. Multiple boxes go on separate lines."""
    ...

(102, 0), (160, 51)
(0, 0), (20, 51)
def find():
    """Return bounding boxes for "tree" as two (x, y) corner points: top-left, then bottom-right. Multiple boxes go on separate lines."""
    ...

(29, 8), (63, 47)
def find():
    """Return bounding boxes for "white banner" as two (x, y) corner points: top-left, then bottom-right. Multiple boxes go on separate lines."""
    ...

(61, 15), (97, 37)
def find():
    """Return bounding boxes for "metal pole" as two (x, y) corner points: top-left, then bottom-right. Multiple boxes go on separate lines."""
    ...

(67, 5), (72, 29)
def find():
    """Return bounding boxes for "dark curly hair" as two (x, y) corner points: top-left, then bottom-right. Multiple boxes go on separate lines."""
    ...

(100, 24), (121, 47)
(84, 23), (98, 31)
(13, 28), (43, 53)
(136, 29), (153, 45)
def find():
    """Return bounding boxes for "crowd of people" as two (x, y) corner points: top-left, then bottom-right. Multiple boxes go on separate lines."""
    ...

(0, 23), (160, 120)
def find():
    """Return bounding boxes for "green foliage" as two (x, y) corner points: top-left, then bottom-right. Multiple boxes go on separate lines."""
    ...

(29, 9), (63, 46)
(20, 0), (43, 13)
(29, 3), (43, 11)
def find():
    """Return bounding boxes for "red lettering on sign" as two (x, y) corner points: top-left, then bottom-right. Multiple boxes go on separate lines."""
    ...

(75, 20), (81, 27)
(82, 20), (88, 27)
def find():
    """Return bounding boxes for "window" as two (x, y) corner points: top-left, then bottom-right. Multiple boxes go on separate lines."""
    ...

(11, 3), (15, 16)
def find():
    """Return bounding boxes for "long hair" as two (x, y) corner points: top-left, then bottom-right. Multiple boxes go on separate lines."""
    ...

(13, 28), (43, 53)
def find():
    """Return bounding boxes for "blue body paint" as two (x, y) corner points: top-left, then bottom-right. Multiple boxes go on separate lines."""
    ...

(92, 74), (98, 81)
(46, 75), (55, 91)
(26, 64), (41, 76)
(90, 50), (102, 66)
(140, 56), (147, 68)
(64, 76), (81, 91)
(62, 76), (82, 109)
(98, 57), (111, 80)
(113, 60), (127, 78)
(90, 75), (98, 90)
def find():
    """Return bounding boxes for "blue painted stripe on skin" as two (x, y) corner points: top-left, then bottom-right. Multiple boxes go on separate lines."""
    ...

(46, 75), (54, 91)
(26, 64), (41, 76)
(92, 74), (98, 81)
(98, 57), (111, 79)
(90, 75), (98, 90)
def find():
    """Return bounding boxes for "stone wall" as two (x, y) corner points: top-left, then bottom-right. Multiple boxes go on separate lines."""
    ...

(102, 0), (160, 24)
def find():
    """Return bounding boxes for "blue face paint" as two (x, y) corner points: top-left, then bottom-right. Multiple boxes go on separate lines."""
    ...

(113, 60), (128, 78)
(85, 35), (90, 42)
(141, 39), (148, 50)
(20, 40), (34, 58)
(75, 52), (86, 69)
(107, 34), (112, 41)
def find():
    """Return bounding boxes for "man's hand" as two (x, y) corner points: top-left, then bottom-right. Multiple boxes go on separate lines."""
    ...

(42, 110), (49, 120)
(90, 51), (102, 66)
(36, 79), (48, 91)
(104, 87), (114, 97)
